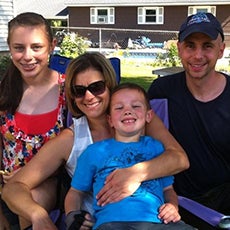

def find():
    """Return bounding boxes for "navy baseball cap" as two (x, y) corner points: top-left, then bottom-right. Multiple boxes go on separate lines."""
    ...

(178, 12), (224, 42)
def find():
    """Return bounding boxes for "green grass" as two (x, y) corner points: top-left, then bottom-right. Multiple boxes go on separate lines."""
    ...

(119, 59), (158, 91)
(120, 76), (156, 91)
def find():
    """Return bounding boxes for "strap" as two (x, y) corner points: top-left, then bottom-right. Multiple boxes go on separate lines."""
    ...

(178, 195), (224, 227)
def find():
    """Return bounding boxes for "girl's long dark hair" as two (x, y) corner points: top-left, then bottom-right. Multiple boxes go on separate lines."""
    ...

(0, 62), (22, 113)
(0, 12), (53, 114)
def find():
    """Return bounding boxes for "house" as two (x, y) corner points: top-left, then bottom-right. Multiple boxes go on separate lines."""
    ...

(0, 0), (68, 52)
(14, 0), (68, 26)
(65, 0), (230, 47)
(14, 0), (68, 21)
(0, 0), (14, 52)
(7, 0), (230, 48)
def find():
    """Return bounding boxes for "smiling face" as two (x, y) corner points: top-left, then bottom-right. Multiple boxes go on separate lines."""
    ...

(8, 25), (55, 80)
(177, 32), (225, 81)
(108, 88), (152, 141)
(73, 68), (110, 120)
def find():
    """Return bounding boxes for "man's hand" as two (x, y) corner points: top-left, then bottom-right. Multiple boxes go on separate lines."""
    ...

(96, 167), (141, 206)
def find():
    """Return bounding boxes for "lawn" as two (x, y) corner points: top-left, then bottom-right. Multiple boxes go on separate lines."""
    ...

(120, 76), (156, 91)
(119, 59), (158, 91)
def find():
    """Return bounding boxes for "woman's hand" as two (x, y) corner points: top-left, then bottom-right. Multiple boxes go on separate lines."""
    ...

(96, 167), (141, 206)
(65, 210), (94, 230)
(158, 203), (181, 224)
(79, 212), (94, 230)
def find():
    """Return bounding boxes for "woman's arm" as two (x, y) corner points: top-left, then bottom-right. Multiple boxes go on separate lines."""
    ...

(2, 128), (74, 227)
(65, 188), (83, 215)
(65, 188), (94, 230)
(96, 113), (189, 206)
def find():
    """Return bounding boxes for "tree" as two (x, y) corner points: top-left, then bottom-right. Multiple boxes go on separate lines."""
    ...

(59, 32), (90, 58)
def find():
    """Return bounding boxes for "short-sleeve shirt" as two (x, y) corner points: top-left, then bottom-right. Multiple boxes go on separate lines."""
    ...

(72, 136), (173, 229)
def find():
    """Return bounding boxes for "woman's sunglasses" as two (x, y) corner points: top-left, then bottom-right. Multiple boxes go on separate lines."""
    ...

(72, 80), (106, 98)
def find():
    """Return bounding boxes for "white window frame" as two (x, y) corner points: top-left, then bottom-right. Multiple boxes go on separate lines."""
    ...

(188, 6), (216, 16)
(138, 7), (164, 24)
(90, 7), (115, 24)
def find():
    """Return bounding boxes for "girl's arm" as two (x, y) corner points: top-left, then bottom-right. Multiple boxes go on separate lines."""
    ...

(2, 128), (74, 227)
(0, 134), (11, 230)
(96, 113), (189, 206)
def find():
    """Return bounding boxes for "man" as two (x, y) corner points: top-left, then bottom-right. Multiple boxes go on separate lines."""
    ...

(148, 12), (230, 229)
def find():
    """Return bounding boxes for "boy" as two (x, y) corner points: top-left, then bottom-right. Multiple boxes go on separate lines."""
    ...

(65, 83), (194, 230)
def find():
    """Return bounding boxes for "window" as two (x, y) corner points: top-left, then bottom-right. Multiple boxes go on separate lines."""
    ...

(90, 7), (115, 24)
(188, 6), (216, 16)
(138, 7), (164, 24)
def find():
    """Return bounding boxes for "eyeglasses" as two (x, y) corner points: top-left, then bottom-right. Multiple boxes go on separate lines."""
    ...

(72, 80), (106, 98)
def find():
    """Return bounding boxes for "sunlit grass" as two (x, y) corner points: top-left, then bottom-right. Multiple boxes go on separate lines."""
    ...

(119, 59), (158, 90)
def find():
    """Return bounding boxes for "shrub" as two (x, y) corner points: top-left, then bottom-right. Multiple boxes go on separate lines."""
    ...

(0, 54), (11, 81)
(59, 32), (90, 58)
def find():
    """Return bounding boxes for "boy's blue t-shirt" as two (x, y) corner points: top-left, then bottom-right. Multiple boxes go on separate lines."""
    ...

(71, 136), (174, 229)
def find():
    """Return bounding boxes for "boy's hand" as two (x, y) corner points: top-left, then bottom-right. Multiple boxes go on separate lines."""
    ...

(158, 203), (181, 224)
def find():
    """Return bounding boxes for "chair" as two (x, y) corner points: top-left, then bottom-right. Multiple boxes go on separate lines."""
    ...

(49, 54), (71, 74)
(109, 57), (121, 84)
(52, 99), (230, 229)
(150, 98), (230, 229)
(49, 98), (169, 229)
(48, 54), (122, 227)
(178, 196), (230, 229)
(149, 98), (169, 129)
(49, 54), (121, 84)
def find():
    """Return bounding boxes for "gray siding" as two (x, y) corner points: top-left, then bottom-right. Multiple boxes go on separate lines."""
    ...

(0, 0), (14, 52)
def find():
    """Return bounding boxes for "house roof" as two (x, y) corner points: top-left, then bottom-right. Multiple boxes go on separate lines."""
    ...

(65, 0), (230, 7)
(14, 0), (68, 19)
(13, 0), (230, 19)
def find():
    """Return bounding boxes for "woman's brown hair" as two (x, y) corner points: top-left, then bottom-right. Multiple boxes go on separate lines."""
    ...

(65, 52), (118, 118)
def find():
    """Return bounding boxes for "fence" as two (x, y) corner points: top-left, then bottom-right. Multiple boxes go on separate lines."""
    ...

(52, 26), (179, 50)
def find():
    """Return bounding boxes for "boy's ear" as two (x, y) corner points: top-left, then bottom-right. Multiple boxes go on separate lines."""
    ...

(107, 114), (114, 127)
(146, 109), (153, 123)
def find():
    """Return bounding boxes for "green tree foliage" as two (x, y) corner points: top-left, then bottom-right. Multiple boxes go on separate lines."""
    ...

(59, 32), (89, 58)
(167, 43), (180, 66)
(154, 43), (181, 67)
(51, 20), (62, 27)
(0, 55), (10, 81)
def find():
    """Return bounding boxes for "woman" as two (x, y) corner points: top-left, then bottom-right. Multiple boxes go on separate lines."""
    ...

(2, 52), (189, 229)
(0, 12), (66, 229)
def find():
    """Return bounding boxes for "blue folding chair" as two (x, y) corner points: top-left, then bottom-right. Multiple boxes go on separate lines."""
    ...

(49, 54), (121, 84)
(49, 54), (71, 74)
(109, 57), (121, 84)
(48, 54), (122, 228)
